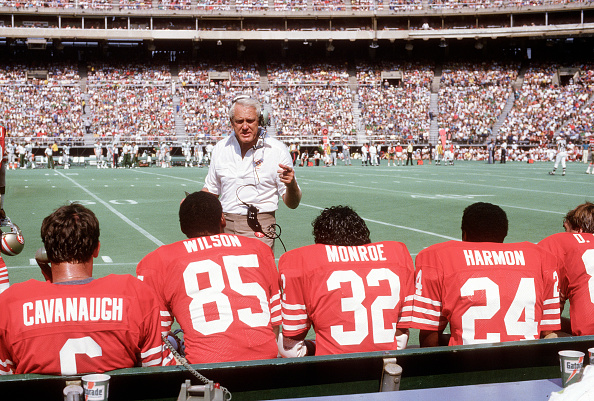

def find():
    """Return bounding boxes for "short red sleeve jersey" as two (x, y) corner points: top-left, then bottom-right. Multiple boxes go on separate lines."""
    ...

(136, 234), (281, 364)
(0, 275), (167, 375)
(279, 241), (415, 356)
(0, 255), (8, 294)
(411, 240), (560, 346)
(539, 232), (594, 335)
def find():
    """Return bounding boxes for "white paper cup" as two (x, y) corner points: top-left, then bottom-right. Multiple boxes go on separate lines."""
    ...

(81, 374), (110, 401)
(559, 350), (584, 387)
(588, 347), (594, 365)
(63, 384), (84, 401)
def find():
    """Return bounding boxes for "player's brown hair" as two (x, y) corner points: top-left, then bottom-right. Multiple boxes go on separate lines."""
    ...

(41, 203), (100, 264)
(461, 202), (508, 243)
(312, 205), (371, 246)
(179, 191), (222, 238)
(564, 202), (594, 233)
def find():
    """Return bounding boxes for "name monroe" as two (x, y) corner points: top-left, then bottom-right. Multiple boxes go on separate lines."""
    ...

(326, 244), (387, 263)
(23, 297), (123, 326)
(463, 249), (525, 266)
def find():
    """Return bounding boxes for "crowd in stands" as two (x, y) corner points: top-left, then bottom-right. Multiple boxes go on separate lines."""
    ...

(438, 61), (519, 144)
(357, 61), (433, 144)
(0, 60), (593, 162)
(267, 62), (356, 141)
(498, 63), (594, 145)
(0, 0), (588, 10)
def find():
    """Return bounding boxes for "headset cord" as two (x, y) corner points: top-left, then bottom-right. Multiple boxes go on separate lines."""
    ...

(162, 333), (232, 401)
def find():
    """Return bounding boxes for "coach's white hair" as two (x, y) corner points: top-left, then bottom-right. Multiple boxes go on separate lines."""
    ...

(229, 96), (262, 123)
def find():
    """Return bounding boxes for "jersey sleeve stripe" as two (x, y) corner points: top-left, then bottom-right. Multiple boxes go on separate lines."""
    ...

(270, 304), (281, 314)
(541, 318), (561, 326)
(413, 294), (442, 306)
(542, 308), (560, 315)
(412, 306), (441, 317)
(141, 345), (163, 358)
(142, 358), (163, 367)
(543, 298), (560, 305)
(282, 302), (307, 311)
(282, 313), (308, 321)
(160, 311), (171, 317)
(271, 315), (282, 323)
(411, 316), (442, 326)
(282, 323), (309, 331)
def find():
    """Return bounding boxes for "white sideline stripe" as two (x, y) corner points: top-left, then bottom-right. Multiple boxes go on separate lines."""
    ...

(300, 203), (458, 241)
(133, 169), (206, 184)
(101, 256), (113, 263)
(55, 170), (165, 247)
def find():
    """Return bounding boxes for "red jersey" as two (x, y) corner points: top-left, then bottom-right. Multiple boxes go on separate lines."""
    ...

(411, 240), (561, 346)
(539, 232), (594, 335)
(0, 256), (8, 294)
(0, 275), (168, 375)
(136, 234), (281, 364)
(279, 241), (415, 355)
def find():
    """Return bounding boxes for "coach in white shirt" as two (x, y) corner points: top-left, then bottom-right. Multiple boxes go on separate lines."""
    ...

(202, 95), (301, 248)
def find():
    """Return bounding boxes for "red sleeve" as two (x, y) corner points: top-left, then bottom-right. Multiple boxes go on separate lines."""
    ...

(279, 249), (310, 339)
(411, 247), (448, 332)
(0, 257), (9, 295)
(136, 250), (174, 338)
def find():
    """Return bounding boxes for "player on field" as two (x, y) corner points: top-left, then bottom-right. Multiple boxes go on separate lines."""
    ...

(0, 203), (170, 375)
(411, 202), (561, 347)
(585, 136), (594, 175)
(549, 135), (568, 176)
(278, 206), (415, 357)
(538, 202), (594, 336)
(136, 191), (281, 364)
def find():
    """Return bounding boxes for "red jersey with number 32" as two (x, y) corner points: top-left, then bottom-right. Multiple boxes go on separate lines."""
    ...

(136, 234), (281, 364)
(411, 240), (560, 346)
(539, 232), (594, 335)
(0, 275), (167, 375)
(279, 241), (415, 355)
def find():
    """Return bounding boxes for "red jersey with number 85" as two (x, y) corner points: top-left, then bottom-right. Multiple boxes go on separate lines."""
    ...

(411, 240), (561, 346)
(279, 241), (415, 355)
(136, 234), (281, 364)
(539, 232), (594, 336)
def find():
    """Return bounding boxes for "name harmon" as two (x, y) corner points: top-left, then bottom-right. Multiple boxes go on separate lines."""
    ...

(23, 297), (123, 326)
(463, 250), (525, 266)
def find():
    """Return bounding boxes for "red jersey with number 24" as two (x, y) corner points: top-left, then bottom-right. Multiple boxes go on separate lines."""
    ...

(279, 241), (415, 355)
(539, 232), (594, 336)
(411, 240), (561, 346)
(136, 234), (281, 364)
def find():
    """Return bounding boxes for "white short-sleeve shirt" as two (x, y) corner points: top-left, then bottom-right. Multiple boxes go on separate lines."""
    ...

(203, 134), (296, 214)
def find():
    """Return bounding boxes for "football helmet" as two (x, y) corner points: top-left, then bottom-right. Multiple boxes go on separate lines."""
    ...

(1, 223), (24, 256)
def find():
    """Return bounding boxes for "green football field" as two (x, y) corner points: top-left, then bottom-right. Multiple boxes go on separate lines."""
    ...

(3, 159), (591, 344)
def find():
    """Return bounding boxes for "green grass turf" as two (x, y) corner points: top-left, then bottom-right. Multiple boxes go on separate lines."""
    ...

(3, 160), (591, 344)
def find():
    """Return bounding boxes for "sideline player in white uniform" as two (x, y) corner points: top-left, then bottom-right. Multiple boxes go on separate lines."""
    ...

(585, 136), (594, 175)
(183, 140), (192, 167)
(549, 136), (568, 176)
(194, 140), (204, 167)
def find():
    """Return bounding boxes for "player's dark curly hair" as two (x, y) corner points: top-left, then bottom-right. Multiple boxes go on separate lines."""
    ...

(312, 205), (371, 246)
(461, 202), (508, 243)
(179, 191), (222, 238)
(41, 203), (100, 264)
(564, 202), (594, 233)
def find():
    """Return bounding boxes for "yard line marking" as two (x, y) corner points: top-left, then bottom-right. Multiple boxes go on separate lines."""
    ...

(54, 170), (165, 247)
(133, 169), (206, 184)
(299, 178), (572, 215)
(300, 203), (458, 241)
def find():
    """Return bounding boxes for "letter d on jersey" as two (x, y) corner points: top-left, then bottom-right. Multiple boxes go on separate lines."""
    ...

(559, 350), (584, 387)
(82, 374), (110, 401)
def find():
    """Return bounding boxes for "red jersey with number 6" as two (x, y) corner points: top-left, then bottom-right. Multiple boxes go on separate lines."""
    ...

(0, 275), (168, 375)
(279, 241), (415, 355)
(136, 234), (281, 364)
(539, 232), (594, 336)
(411, 240), (561, 346)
